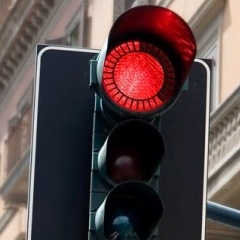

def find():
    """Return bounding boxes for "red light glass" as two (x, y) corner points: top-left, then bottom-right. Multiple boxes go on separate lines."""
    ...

(102, 41), (176, 113)
(98, 6), (197, 115)
(107, 6), (196, 83)
(115, 52), (163, 99)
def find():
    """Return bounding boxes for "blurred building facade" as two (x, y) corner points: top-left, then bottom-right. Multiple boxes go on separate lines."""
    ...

(0, 0), (239, 239)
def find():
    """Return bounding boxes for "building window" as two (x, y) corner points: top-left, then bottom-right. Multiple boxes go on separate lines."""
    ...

(66, 5), (84, 47)
(69, 23), (80, 46)
(205, 43), (219, 112)
(197, 28), (220, 112)
(193, 1), (225, 112)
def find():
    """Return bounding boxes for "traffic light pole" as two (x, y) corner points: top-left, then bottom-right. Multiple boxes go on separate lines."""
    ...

(207, 201), (240, 229)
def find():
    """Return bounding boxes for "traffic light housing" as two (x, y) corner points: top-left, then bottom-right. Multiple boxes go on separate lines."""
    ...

(89, 5), (208, 240)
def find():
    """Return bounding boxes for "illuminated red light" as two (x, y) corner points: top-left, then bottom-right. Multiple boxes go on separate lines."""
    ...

(102, 41), (176, 113)
(114, 52), (163, 100)
(97, 6), (196, 116)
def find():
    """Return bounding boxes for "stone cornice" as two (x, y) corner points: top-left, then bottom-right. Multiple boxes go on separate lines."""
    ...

(210, 84), (240, 128)
(0, 0), (55, 93)
(189, 0), (226, 38)
(208, 84), (240, 172)
(208, 84), (240, 201)
(0, 207), (17, 234)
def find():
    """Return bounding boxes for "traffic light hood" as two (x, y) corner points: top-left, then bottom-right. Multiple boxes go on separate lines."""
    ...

(97, 119), (165, 185)
(95, 181), (163, 240)
(106, 6), (196, 64)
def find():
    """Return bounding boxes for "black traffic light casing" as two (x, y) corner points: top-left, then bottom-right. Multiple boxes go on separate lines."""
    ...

(95, 181), (162, 240)
(88, 5), (209, 240)
(97, 119), (164, 184)
(89, 61), (210, 240)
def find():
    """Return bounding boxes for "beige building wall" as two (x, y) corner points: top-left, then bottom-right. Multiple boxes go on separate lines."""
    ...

(87, 0), (113, 49)
(221, 0), (240, 101)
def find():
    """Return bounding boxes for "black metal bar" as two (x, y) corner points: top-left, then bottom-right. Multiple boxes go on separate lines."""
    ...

(207, 201), (240, 229)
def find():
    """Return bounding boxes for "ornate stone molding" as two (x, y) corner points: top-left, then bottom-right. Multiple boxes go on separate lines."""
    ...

(209, 86), (240, 173)
(189, 0), (226, 38)
(208, 85), (240, 199)
(0, 0), (55, 93)
(0, 207), (17, 234)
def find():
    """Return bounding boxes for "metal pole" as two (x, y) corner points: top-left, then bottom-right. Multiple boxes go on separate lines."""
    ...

(207, 201), (240, 229)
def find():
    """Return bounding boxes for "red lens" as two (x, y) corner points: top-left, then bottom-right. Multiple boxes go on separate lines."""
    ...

(102, 41), (176, 113)
(98, 6), (196, 116)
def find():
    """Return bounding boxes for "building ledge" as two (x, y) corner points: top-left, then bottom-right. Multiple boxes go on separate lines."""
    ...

(0, 0), (55, 95)
(208, 84), (240, 208)
(0, 207), (26, 239)
(0, 208), (16, 235)
(0, 149), (30, 204)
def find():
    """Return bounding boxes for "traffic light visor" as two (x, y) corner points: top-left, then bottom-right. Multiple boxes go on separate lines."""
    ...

(95, 181), (163, 240)
(97, 119), (165, 184)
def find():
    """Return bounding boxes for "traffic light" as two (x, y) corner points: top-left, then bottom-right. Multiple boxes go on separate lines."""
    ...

(88, 5), (205, 240)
